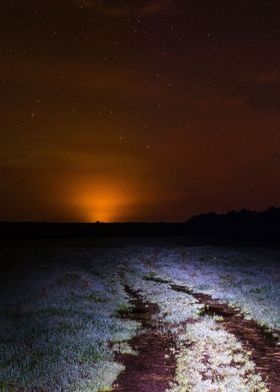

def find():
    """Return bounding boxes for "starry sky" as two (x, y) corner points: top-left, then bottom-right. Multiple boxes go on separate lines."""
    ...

(1, 0), (280, 222)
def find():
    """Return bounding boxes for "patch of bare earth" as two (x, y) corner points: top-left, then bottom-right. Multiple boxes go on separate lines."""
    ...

(113, 286), (176, 392)
(170, 283), (280, 392)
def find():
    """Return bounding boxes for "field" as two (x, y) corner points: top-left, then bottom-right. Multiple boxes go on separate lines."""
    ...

(0, 238), (279, 391)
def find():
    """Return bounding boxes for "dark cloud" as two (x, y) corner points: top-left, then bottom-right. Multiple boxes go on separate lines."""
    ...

(78, 0), (175, 16)
(238, 68), (280, 112)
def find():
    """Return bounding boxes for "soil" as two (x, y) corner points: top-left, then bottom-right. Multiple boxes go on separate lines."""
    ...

(113, 279), (280, 392)
(113, 285), (177, 392)
(171, 283), (280, 392)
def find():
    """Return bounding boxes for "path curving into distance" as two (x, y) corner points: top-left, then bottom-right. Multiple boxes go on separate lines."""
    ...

(113, 285), (176, 392)
(114, 276), (280, 392)
(169, 281), (280, 392)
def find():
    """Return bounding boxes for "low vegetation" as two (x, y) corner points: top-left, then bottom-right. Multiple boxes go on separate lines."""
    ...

(0, 240), (279, 391)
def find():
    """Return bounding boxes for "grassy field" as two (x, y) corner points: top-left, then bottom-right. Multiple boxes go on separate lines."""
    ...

(0, 238), (279, 391)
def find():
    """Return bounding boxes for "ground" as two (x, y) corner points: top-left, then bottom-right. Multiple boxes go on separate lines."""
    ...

(0, 237), (279, 391)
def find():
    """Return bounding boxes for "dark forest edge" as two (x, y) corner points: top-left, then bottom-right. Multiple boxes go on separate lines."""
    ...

(0, 207), (279, 243)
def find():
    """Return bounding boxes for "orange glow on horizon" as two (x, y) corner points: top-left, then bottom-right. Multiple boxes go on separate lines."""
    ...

(73, 182), (134, 222)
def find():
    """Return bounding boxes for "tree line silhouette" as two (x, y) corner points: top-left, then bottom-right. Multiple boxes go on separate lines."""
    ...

(0, 207), (279, 243)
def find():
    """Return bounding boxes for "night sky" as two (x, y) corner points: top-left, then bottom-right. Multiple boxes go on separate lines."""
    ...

(1, 0), (280, 222)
